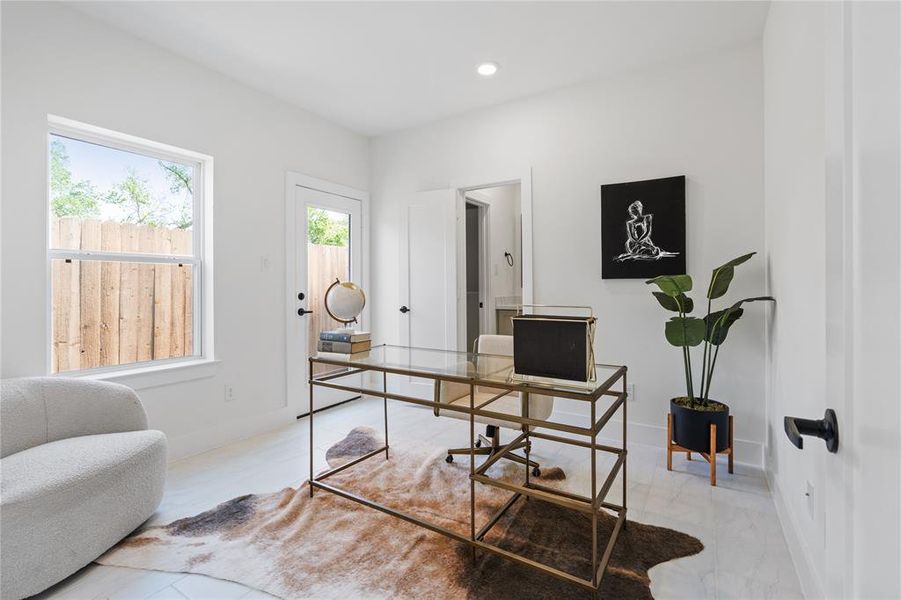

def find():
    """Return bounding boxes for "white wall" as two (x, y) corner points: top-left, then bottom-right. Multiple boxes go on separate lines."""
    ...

(764, 2), (901, 598)
(0, 2), (369, 459)
(370, 45), (767, 463)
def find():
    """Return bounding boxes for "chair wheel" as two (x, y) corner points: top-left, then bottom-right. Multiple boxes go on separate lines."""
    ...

(446, 454), (454, 463)
(532, 467), (541, 477)
(475, 440), (481, 448)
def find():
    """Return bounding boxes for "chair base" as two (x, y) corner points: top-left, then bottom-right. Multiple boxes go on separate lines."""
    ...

(446, 425), (541, 477)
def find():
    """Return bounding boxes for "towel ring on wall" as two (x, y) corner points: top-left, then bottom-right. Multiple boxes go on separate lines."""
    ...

(504, 251), (514, 267)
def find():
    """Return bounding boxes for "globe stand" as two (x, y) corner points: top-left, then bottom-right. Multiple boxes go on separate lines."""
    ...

(324, 278), (366, 325)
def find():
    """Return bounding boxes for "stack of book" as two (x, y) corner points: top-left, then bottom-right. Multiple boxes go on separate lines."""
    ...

(317, 329), (371, 358)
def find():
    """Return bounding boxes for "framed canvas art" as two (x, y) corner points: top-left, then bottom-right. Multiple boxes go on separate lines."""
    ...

(601, 175), (686, 279)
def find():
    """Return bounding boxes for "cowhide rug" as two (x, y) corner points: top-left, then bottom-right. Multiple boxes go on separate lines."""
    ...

(98, 427), (702, 598)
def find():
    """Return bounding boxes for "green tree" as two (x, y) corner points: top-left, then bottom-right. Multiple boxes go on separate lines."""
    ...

(308, 208), (349, 246)
(159, 161), (193, 229)
(104, 167), (161, 226)
(51, 137), (195, 230)
(50, 138), (100, 218)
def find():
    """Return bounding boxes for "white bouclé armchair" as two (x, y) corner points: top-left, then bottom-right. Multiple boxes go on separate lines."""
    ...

(0, 378), (167, 599)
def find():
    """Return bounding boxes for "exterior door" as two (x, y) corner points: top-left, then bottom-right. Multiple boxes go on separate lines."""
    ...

(291, 185), (363, 415)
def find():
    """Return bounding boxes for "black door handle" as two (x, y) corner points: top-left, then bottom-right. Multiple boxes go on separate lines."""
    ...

(784, 409), (839, 453)
(297, 308), (313, 316)
(399, 306), (410, 314)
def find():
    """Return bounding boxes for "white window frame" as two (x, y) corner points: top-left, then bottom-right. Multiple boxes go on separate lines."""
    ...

(46, 115), (215, 382)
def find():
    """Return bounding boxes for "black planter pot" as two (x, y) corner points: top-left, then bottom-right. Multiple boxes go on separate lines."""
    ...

(670, 398), (730, 453)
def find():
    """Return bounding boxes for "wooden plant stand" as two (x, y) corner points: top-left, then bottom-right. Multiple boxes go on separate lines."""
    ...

(666, 413), (733, 486)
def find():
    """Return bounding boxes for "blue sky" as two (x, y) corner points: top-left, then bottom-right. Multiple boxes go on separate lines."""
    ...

(51, 134), (191, 224)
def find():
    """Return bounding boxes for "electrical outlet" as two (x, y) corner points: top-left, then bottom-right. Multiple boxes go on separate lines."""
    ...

(627, 383), (636, 402)
(224, 384), (236, 402)
(805, 481), (815, 519)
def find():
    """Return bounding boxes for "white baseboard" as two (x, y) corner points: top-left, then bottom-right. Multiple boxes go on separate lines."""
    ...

(767, 468), (823, 599)
(166, 407), (296, 462)
(554, 409), (764, 468)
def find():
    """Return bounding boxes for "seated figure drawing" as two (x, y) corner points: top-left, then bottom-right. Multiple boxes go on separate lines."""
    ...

(614, 200), (678, 262)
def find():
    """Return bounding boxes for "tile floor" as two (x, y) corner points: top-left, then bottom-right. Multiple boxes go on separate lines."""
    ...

(37, 397), (803, 599)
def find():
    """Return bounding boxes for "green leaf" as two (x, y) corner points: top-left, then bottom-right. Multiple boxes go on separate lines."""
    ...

(707, 267), (735, 300)
(707, 252), (756, 299)
(652, 291), (694, 313)
(731, 295), (775, 308)
(704, 296), (775, 345)
(665, 316), (706, 347)
(724, 253), (756, 269)
(646, 274), (693, 297)
(704, 308), (744, 345)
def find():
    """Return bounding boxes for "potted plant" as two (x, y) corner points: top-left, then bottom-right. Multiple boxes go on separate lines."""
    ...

(646, 253), (773, 454)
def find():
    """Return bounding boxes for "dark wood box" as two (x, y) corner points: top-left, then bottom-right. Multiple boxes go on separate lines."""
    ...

(512, 314), (596, 382)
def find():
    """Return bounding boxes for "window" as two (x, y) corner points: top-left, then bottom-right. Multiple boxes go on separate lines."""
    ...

(48, 118), (212, 374)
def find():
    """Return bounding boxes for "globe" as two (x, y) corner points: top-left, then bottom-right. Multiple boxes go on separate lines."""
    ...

(324, 280), (366, 324)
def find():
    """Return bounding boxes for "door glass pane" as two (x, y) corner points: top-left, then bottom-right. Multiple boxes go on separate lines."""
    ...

(51, 258), (196, 373)
(308, 207), (351, 376)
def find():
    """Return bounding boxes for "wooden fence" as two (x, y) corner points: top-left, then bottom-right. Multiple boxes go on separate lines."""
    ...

(51, 217), (194, 373)
(51, 216), (350, 375)
(306, 243), (350, 376)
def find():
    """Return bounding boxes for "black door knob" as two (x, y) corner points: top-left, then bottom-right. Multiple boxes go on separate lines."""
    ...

(297, 308), (313, 316)
(399, 305), (410, 314)
(784, 409), (839, 453)
(297, 292), (305, 301)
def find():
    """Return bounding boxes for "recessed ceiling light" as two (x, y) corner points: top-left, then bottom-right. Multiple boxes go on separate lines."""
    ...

(476, 62), (500, 77)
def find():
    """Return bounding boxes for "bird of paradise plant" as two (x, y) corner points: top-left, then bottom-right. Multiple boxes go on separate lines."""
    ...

(646, 252), (774, 409)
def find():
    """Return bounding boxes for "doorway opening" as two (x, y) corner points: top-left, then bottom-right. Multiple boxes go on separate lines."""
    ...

(464, 201), (487, 352)
(462, 183), (523, 351)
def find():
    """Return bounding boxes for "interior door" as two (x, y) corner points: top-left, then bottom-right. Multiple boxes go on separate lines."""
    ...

(292, 185), (363, 414)
(397, 189), (457, 397)
(821, 3), (901, 597)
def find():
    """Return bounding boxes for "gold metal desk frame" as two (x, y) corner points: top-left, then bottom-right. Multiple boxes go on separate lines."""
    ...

(308, 344), (628, 598)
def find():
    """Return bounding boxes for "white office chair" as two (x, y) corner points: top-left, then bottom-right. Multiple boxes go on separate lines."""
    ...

(435, 334), (554, 476)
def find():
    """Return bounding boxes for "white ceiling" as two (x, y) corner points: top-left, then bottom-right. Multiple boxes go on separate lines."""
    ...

(72, 1), (770, 136)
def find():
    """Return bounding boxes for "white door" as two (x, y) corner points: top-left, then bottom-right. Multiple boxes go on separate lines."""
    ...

(396, 189), (457, 397)
(821, 3), (901, 597)
(290, 185), (364, 415)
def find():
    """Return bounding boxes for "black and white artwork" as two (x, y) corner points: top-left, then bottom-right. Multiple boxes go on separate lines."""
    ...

(601, 175), (686, 279)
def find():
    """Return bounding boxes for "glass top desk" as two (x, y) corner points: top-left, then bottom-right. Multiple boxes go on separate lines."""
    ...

(308, 344), (628, 597)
